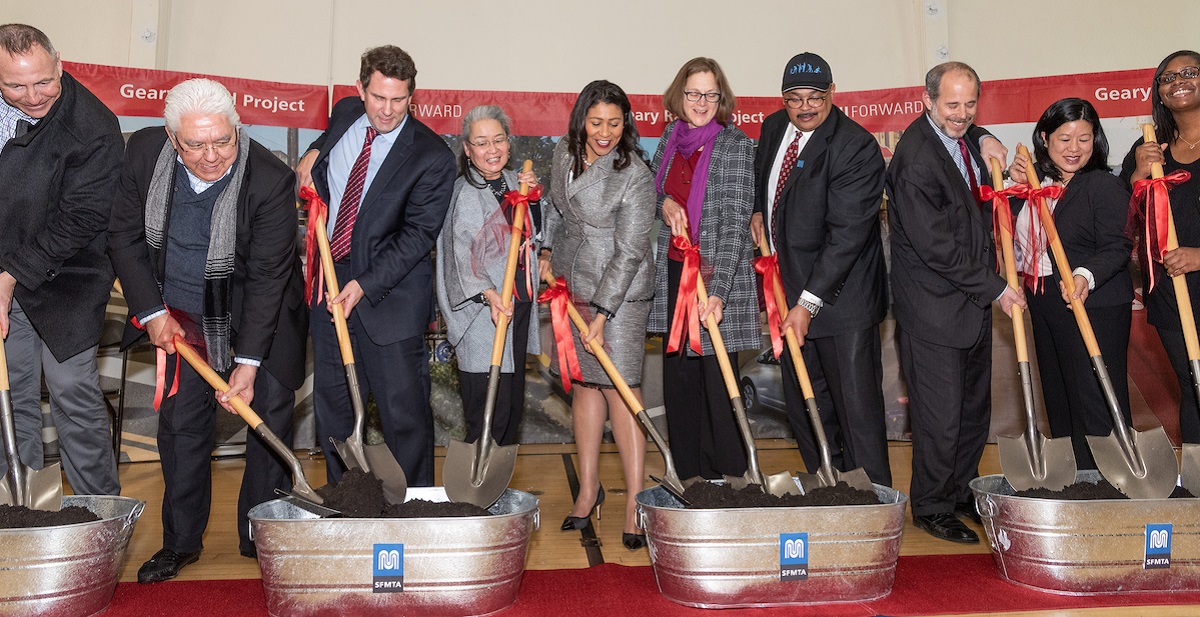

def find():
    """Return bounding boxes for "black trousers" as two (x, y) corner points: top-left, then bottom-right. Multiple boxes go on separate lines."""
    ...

(158, 354), (293, 554)
(1158, 326), (1200, 443)
(898, 320), (991, 516)
(457, 300), (531, 446)
(810, 328), (890, 485)
(663, 258), (748, 479)
(312, 262), (434, 486)
(1028, 285), (1132, 470)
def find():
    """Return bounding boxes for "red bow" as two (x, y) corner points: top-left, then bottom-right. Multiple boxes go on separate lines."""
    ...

(130, 310), (180, 411)
(982, 183), (1063, 291)
(666, 236), (703, 355)
(298, 186), (327, 308)
(752, 254), (784, 358)
(1131, 170), (1192, 292)
(501, 185), (542, 299)
(537, 277), (583, 392)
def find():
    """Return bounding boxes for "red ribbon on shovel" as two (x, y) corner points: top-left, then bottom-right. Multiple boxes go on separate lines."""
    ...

(298, 185), (327, 308)
(666, 236), (703, 355)
(537, 276), (583, 392)
(1131, 170), (1192, 292)
(752, 253), (784, 358)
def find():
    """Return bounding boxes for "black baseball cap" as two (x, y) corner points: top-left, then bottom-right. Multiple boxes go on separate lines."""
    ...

(782, 52), (833, 93)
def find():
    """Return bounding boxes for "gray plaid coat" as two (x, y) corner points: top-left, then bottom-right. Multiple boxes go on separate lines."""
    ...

(647, 122), (761, 355)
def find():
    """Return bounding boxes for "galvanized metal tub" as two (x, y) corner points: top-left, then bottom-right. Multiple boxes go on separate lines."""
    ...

(0, 495), (145, 617)
(249, 487), (539, 617)
(971, 471), (1200, 594)
(636, 483), (908, 608)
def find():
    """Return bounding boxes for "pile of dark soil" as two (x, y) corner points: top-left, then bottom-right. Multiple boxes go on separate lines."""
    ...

(0, 504), (100, 529)
(1014, 479), (1196, 500)
(316, 469), (492, 518)
(682, 480), (880, 509)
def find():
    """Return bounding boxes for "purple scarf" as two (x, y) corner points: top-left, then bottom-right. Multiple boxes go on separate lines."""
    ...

(655, 119), (722, 241)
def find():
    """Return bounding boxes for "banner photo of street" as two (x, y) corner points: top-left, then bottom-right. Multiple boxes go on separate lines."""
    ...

(63, 61), (1171, 462)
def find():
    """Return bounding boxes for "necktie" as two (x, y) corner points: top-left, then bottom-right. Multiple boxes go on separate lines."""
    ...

(957, 138), (979, 198)
(770, 132), (802, 249)
(329, 126), (378, 261)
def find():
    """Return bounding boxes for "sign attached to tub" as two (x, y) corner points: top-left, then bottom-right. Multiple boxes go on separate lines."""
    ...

(373, 544), (405, 592)
(779, 533), (809, 581)
(1145, 524), (1172, 570)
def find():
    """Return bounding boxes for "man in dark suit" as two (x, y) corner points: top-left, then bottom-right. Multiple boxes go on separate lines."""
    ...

(750, 53), (891, 485)
(886, 61), (1024, 543)
(109, 78), (307, 581)
(296, 46), (455, 486)
(0, 24), (122, 497)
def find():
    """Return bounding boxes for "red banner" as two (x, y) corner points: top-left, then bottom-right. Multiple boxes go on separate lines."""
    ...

(65, 61), (329, 130)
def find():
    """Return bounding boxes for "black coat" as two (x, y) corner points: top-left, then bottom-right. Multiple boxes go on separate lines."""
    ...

(109, 128), (308, 390)
(0, 72), (123, 360)
(754, 106), (887, 338)
(308, 97), (456, 345)
(886, 114), (1007, 348)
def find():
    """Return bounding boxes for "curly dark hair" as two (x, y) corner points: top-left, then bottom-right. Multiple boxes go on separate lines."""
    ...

(566, 80), (645, 177)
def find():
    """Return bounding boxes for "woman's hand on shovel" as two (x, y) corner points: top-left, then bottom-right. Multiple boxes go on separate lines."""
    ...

(582, 314), (606, 354)
(483, 288), (513, 325)
(218, 363), (257, 413)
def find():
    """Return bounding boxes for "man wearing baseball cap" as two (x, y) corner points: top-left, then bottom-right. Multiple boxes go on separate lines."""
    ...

(750, 52), (892, 486)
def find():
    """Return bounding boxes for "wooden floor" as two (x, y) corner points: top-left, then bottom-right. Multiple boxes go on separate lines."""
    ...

(105, 440), (1196, 617)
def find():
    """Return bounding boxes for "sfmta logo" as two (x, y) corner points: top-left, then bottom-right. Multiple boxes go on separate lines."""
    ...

(1144, 524), (1171, 570)
(377, 549), (400, 570)
(779, 533), (809, 581)
(373, 543), (405, 592)
(783, 538), (805, 560)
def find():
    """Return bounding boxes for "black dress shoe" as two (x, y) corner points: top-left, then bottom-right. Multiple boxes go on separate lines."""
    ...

(137, 548), (201, 583)
(622, 533), (647, 550)
(239, 546), (257, 559)
(914, 513), (979, 544)
(954, 501), (982, 525)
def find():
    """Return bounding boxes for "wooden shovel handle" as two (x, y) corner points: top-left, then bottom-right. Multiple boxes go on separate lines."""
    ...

(540, 271), (644, 416)
(754, 236), (816, 400)
(310, 191), (355, 365)
(489, 160), (535, 366)
(1017, 145), (1103, 357)
(693, 275), (741, 399)
(990, 159), (1029, 363)
(173, 337), (264, 430)
(1143, 125), (1200, 361)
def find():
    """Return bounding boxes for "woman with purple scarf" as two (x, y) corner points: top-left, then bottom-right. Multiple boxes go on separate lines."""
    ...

(648, 57), (760, 482)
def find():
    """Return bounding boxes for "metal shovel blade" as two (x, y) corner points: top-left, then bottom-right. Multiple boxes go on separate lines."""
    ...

(363, 442), (409, 505)
(637, 412), (689, 504)
(443, 438), (517, 508)
(998, 433), (1077, 492)
(0, 461), (63, 510)
(1086, 426), (1179, 499)
(798, 397), (875, 493)
(330, 363), (371, 473)
(1182, 443), (1200, 497)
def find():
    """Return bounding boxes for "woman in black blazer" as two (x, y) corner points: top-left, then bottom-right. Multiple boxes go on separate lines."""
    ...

(1007, 97), (1133, 470)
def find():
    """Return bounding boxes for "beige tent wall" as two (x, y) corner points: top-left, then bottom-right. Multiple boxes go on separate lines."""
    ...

(3, 1), (1196, 95)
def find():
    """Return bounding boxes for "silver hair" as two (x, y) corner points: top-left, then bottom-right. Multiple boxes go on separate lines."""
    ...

(460, 105), (511, 140)
(163, 78), (240, 132)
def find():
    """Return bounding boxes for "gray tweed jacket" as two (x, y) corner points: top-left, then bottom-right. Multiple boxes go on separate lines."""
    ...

(647, 122), (761, 354)
(435, 170), (541, 373)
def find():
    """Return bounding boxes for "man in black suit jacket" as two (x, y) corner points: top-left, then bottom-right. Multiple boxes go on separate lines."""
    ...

(0, 24), (122, 497)
(886, 62), (1024, 544)
(296, 46), (455, 486)
(751, 53), (890, 485)
(110, 78), (307, 581)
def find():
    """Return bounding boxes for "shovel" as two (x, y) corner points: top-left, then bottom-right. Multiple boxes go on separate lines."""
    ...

(690, 266), (801, 496)
(1141, 125), (1200, 495)
(173, 337), (329, 509)
(540, 272), (689, 504)
(753, 235), (872, 493)
(1020, 145), (1177, 499)
(988, 158), (1077, 491)
(0, 335), (62, 510)
(309, 190), (407, 505)
(444, 160), (533, 507)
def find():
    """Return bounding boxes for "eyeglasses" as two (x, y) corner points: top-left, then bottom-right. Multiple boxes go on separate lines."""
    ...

(783, 94), (828, 109)
(177, 137), (237, 156)
(1158, 66), (1199, 85)
(683, 90), (722, 103)
(468, 135), (510, 149)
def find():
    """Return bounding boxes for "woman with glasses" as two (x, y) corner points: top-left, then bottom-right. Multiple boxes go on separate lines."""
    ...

(1122, 50), (1200, 443)
(1007, 98), (1133, 469)
(539, 80), (655, 550)
(437, 105), (540, 446)
(647, 57), (757, 486)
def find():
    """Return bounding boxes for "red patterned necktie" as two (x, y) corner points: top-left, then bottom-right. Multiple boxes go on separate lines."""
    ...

(957, 138), (980, 199)
(770, 131), (802, 249)
(329, 126), (378, 261)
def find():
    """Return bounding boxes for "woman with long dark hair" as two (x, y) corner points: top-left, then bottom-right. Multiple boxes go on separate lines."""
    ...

(1008, 97), (1133, 469)
(539, 80), (656, 549)
(1122, 50), (1200, 443)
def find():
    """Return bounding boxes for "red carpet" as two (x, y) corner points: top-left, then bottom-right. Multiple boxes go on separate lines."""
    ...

(102, 553), (1200, 616)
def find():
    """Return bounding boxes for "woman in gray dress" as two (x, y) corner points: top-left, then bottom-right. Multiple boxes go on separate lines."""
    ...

(436, 106), (540, 446)
(539, 80), (656, 549)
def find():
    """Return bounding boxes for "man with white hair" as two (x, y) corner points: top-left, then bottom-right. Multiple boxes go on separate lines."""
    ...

(0, 23), (122, 497)
(109, 78), (307, 581)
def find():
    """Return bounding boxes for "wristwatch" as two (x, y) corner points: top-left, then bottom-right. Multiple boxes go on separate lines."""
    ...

(796, 297), (820, 318)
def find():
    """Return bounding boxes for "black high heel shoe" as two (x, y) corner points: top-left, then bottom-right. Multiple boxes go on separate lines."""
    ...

(622, 532), (647, 550)
(561, 485), (605, 530)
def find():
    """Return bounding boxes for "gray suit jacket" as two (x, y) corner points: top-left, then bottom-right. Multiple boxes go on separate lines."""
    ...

(436, 170), (541, 373)
(647, 121), (761, 354)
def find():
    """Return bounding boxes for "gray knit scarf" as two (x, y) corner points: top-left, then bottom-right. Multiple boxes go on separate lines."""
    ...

(144, 129), (247, 371)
